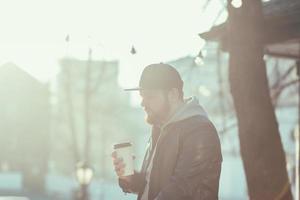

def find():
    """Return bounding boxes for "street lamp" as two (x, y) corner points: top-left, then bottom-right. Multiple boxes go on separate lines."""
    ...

(75, 161), (94, 200)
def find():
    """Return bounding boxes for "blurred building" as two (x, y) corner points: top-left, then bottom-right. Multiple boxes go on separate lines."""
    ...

(0, 63), (50, 194)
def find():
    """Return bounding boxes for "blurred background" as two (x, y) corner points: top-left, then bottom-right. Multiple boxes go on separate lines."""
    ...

(0, 0), (299, 199)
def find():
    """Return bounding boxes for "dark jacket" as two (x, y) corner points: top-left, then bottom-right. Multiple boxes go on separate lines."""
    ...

(119, 97), (222, 200)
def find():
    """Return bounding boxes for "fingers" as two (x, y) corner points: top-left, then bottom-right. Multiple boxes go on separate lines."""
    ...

(111, 151), (123, 167)
(111, 151), (136, 177)
(115, 161), (126, 177)
(116, 167), (125, 177)
(111, 153), (126, 177)
(113, 156), (121, 164)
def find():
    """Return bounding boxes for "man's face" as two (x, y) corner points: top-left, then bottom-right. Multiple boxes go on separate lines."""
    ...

(139, 89), (170, 125)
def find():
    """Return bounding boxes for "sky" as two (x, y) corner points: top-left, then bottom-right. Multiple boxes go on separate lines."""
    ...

(0, 0), (226, 88)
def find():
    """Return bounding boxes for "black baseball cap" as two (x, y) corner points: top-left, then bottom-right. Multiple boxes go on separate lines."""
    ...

(125, 63), (183, 91)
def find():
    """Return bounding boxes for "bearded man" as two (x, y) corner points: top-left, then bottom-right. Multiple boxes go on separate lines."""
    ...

(112, 63), (222, 200)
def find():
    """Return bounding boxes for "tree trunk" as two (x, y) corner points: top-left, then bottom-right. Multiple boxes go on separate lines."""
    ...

(227, 0), (293, 199)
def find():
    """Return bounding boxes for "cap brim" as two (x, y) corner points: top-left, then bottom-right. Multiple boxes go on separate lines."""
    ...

(124, 87), (142, 91)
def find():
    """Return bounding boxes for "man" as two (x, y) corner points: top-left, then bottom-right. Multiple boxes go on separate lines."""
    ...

(112, 63), (222, 200)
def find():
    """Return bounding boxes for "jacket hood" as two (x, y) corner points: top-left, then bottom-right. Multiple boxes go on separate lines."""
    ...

(162, 96), (208, 130)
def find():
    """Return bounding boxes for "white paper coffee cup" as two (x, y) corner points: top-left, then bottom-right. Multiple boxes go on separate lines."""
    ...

(113, 142), (134, 176)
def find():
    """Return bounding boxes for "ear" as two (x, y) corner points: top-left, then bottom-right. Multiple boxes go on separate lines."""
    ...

(168, 88), (180, 102)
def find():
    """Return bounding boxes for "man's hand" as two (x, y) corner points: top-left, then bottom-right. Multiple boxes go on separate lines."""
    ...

(112, 151), (144, 194)
(111, 151), (132, 182)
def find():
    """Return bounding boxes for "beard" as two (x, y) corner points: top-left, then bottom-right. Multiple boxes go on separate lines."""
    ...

(145, 98), (170, 125)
